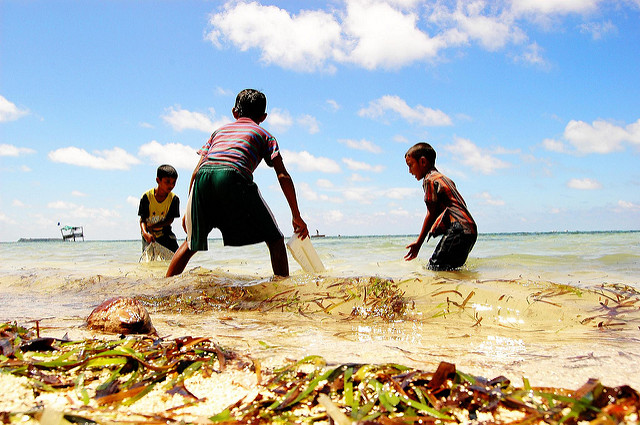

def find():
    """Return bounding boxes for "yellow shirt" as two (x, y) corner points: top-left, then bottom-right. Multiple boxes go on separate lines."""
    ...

(141, 189), (177, 238)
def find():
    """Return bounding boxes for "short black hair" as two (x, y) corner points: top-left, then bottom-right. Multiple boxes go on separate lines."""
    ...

(233, 89), (267, 122)
(157, 164), (178, 179)
(406, 142), (436, 165)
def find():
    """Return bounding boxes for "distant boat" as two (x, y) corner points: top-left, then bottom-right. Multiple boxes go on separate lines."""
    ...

(311, 229), (325, 238)
(60, 225), (84, 241)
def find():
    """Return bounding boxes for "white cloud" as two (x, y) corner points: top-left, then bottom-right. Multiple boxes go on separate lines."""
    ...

(12, 200), (25, 207)
(162, 106), (227, 133)
(0, 144), (36, 157)
(138, 140), (199, 170)
(317, 179), (334, 189)
(542, 138), (567, 153)
(298, 182), (321, 201)
(567, 178), (602, 190)
(202, 0), (619, 72)
(48, 201), (77, 209)
(511, 0), (599, 16)
(562, 118), (640, 154)
(281, 149), (341, 173)
(297, 182), (334, 202)
(579, 20), (617, 40)
(205, 2), (342, 72)
(71, 191), (87, 197)
(126, 196), (139, 207)
(434, 1), (523, 51)
(342, 187), (376, 204)
(0, 212), (15, 224)
(297, 114), (320, 134)
(359, 95), (452, 126)
(444, 137), (510, 174)
(49, 203), (121, 220)
(338, 138), (382, 154)
(267, 108), (293, 133)
(324, 210), (344, 223)
(478, 191), (505, 206)
(515, 42), (550, 68)
(139, 122), (154, 129)
(394, 135), (410, 144)
(618, 200), (640, 211)
(48, 147), (140, 170)
(389, 208), (410, 217)
(349, 173), (369, 182)
(342, 0), (443, 69)
(215, 86), (234, 96)
(326, 99), (340, 111)
(20, 165), (31, 172)
(342, 158), (385, 172)
(384, 187), (419, 200)
(0, 95), (29, 122)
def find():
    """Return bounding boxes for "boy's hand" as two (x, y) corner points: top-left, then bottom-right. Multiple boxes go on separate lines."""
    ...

(292, 216), (309, 239)
(143, 231), (155, 244)
(404, 241), (421, 261)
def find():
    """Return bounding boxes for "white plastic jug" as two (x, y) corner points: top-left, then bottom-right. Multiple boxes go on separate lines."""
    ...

(286, 233), (325, 273)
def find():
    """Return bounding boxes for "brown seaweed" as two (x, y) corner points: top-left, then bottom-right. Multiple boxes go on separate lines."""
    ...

(2, 322), (639, 424)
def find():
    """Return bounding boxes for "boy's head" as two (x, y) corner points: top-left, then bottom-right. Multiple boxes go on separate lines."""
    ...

(157, 164), (178, 180)
(405, 143), (436, 181)
(156, 164), (177, 195)
(233, 89), (267, 123)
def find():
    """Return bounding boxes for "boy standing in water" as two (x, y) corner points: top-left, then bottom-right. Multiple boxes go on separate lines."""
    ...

(138, 164), (180, 253)
(404, 143), (477, 270)
(166, 89), (309, 277)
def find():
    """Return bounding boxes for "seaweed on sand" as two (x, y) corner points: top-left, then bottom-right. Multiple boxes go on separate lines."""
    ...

(211, 357), (640, 424)
(2, 322), (640, 424)
(1, 321), (249, 424)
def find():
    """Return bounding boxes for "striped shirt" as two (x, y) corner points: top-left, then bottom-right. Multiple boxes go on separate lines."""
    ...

(197, 117), (280, 180)
(423, 169), (477, 237)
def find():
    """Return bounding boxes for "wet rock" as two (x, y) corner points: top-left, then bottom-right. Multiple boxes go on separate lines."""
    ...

(87, 297), (156, 335)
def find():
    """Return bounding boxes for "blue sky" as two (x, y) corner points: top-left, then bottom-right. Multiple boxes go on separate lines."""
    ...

(1, 0), (639, 242)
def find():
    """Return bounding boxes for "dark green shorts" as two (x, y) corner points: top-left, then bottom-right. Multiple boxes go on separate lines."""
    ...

(428, 222), (477, 271)
(185, 166), (283, 251)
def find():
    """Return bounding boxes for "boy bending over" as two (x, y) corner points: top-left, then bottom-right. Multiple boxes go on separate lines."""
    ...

(166, 89), (309, 277)
(138, 164), (180, 253)
(405, 143), (477, 270)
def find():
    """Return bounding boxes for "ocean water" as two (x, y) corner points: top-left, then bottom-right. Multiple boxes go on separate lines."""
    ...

(1, 231), (639, 391)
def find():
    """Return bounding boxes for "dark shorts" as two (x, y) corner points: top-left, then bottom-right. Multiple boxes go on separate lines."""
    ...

(429, 222), (477, 271)
(142, 233), (179, 253)
(185, 166), (283, 251)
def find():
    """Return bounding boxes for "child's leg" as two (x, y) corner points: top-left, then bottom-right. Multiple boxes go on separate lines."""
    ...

(166, 241), (196, 277)
(266, 237), (289, 277)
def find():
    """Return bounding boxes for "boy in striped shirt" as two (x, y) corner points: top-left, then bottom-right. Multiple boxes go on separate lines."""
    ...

(404, 142), (477, 270)
(166, 89), (309, 277)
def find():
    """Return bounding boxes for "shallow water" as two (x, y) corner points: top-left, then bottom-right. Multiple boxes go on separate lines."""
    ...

(1, 232), (639, 390)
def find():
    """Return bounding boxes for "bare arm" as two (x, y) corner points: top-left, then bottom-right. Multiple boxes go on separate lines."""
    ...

(405, 210), (436, 261)
(146, 217), (175, 231)
(140, 219), (155, 243)
(272, 154), (309, 239)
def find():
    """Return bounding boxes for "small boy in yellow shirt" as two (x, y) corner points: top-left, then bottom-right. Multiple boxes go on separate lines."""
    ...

(138, 164), (180, 253)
